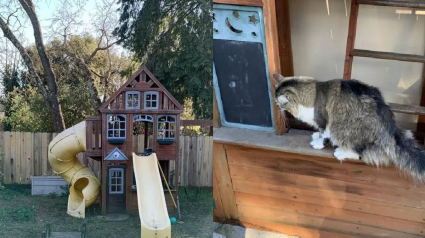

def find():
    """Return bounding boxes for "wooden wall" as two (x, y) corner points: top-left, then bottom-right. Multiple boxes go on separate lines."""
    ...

(214, 142), (425, 237)
(0, 132), (213, 187)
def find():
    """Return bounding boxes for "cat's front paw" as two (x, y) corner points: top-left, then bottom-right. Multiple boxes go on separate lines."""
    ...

(310, 138), (324, 150)
(333, 148), (359, 162)
(311, 132), (320, 140)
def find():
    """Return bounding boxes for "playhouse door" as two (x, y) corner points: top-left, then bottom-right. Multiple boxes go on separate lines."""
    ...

(107, 167), (126, 213)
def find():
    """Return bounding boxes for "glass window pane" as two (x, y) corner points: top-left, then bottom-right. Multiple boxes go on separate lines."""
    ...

(117, 178), (122, 185)
(152, 102), (156, 107)
(111, 171), (115, 177)
(127, 94), (132, 100)
(120, 130), (125, 137)
(112, 178), (116, 185)
(114, 121), (119, 128)
(146, 101), (151, 107)
(111, 186), (116, 192)
(170, 130), (175, 138)
(134, 94), (138, 100)
(152, 94), (157, 100)
(134, 100), (139, 107)
(127, 101), (132, 107)
(146, 94), (151, 100)
(120, 122), (125, 128)
(107, 130), (113, 137)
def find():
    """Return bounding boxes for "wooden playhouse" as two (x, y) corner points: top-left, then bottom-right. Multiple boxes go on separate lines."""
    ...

(213, 0), (425, 237)
(85, 65), (182, 215)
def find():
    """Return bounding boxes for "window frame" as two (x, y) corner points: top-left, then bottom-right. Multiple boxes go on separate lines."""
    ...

(109, 168), (124, 194)
(144, 91), (159, 110)
(106, 114), (127, 141)
(157, 115), (177, 139)
(133, 114), (153, 122)
(125, 91), (141, 109)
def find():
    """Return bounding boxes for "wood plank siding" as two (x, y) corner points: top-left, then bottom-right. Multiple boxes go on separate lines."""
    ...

(213, 128), (425, 237)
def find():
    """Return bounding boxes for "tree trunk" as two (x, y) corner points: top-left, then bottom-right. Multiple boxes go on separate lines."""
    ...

(19, 0), (65, 132)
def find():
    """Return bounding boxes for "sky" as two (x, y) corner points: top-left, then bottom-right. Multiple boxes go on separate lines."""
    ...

(22, 0), (116, 45)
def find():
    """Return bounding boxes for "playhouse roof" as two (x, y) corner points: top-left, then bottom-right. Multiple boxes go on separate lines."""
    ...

(99, 65), (184, 111)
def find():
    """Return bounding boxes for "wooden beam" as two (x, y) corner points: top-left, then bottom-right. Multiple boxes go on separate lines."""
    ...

(357, 0), (425, 9)
(213, 89), (221, 128)
(213, 0), (262, 6)
(99, 109), (183, 114)
(389, 103), (425, 116)
(351, 49), (425, 63)
(416, 53), (425, 141)
(213, 143), (239, 220)
(343, 0), (359, 80)
(275, 0), (294, 77)
(263, 0), (286, 135)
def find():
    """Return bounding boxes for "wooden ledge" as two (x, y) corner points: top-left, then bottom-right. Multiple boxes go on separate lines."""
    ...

(213, 127), (336, 159)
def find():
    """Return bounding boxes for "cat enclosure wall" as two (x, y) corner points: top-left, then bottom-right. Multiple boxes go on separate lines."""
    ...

(213, 0), (425, 237)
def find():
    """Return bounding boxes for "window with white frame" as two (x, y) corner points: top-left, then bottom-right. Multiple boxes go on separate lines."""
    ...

(144, 91), (159, 110)
(157, 115), (176, 139)
(126, 91), (140, 109)
(107, 115), (126, 141)
(109, 168), (124, 194)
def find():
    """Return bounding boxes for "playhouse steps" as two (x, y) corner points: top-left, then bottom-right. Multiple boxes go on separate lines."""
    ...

(49, 232), (83, 238)
(42, 224), (86, 238)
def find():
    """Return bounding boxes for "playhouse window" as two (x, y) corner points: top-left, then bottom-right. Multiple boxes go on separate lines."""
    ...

(144, 91), (159, 110)
(157, 115), (176, 139)
(107, 114), (126, 143)
(126, 91), (140, 109)
(109, 168), (124, 194)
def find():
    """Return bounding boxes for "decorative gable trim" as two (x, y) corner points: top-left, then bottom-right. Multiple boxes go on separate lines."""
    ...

(105, 148), (128, 161)
(98, 65), (184, 111)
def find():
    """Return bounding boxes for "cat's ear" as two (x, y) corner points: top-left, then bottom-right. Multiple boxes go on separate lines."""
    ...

(277, 95), (289, 104)
(273, 73), (286, 86)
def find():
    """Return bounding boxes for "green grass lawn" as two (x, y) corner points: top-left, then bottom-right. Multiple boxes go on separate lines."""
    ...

(0, 185), (213, 238)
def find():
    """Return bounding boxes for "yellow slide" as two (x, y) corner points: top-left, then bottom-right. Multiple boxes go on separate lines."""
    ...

(132, 152), (171, 238)
(48, 121), (100, 218)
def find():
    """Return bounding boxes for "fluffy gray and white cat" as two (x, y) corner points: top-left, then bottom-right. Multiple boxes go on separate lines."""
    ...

(273, 73), (425, 180)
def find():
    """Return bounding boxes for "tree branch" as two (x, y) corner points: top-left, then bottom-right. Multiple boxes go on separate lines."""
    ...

(0, 16), (49, 100)
(86, 40), (118, 64)
(64, 49), (102, 109)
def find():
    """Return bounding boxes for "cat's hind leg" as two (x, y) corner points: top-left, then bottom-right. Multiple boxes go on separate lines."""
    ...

(333, 147), (360, 162)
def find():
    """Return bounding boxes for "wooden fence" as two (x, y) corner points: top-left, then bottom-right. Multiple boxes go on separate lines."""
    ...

(0, 132), (213, 187)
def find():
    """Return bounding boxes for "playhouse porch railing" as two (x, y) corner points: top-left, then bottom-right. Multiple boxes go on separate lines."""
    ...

(85, 116), (102, 159)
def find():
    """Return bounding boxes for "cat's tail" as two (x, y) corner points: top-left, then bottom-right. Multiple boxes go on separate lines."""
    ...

(386, 128), (425, 181)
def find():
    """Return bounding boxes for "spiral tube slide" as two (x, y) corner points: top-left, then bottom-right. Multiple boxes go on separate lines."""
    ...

(48, 121), (100, 219)
(133, 152), (171, 238)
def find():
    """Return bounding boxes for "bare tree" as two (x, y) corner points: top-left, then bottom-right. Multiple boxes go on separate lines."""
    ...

(49, 0), (127, 109)
(0, 0), (66, 131)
